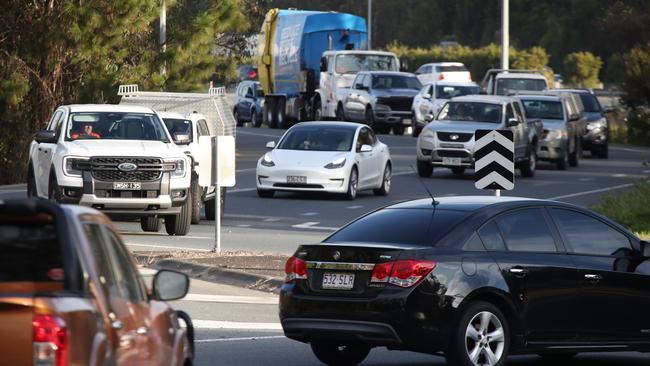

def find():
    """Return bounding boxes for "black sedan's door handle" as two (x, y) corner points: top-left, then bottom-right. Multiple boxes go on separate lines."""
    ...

(509, 267), (528, 278)
(584, 273), (603, 282)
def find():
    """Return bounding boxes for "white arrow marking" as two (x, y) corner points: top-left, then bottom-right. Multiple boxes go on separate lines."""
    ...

(292, 222), (338, 231)
(474, 130), (514, 151)
(196, 336), (285, 343)
(192, 320), (282, 330)
(183, 294), (278, 305)
(475, 150), (514, 171)
(475, 171), (515, 190)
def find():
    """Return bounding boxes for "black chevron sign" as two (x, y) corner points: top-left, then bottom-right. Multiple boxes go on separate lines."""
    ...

(474, 129), (514, 190)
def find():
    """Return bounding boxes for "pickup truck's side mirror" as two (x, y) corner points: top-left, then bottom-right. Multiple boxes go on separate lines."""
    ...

(355, 83), (367, 90)
(569, 114), (580, 122)
(34, 130), (58, 144)
(152, 270), (189, 301)
(641, 240), (650, 257)
(424, 114), (435, 122)
(320, 57), (327, 72)
(506, 118), (520, 127)
(603, 107), (615, 114)
(173, 133), (191, 145)
(423, 93), (432, 100)
(266, 141), (276, 149)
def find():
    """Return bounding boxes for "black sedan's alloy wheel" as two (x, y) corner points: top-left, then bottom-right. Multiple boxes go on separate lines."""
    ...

(310, 342), (370, 366)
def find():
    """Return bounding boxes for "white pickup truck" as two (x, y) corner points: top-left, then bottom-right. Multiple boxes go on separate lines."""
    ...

(26, 104), (193, 236)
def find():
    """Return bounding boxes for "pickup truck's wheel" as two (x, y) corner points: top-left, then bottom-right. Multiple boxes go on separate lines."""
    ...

(568, 139), (580, 167)
(343, 167), (358, 200)
(310, 342), (370, 366)
(451, 167), (466, 176)
(556, 146), (569, 170)
(417, 160), (433, 177)
(165, 191), (192, 236)
(520, 148), (536, 178)
(27, 166), (37, 197)
(373, 163), (391, 196)
(365, 106), (375, 128)
(392, 125), (405, 135)
(411, 111), (421, 137)
(48, 176), (63, 203)
(205, 188), (225, 220)
(190, 178), (201, 224)
(336, 104), (346, 121)
(140, 216), (162, 232)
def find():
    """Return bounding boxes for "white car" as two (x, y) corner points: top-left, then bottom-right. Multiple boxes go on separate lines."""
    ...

(414, 62), (472, 85)
(411, 81), (481, 137)
(256, 122), (391, 200)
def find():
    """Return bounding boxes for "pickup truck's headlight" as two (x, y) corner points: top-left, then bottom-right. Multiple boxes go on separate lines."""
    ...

(374, 103), (390, 111)
(420, 128), (435, 139)
(324, 157), (346, 169)
(545, 129), (567, 140)
(63, 156), (89, 177)
(165, 158), (186, 178)
(261, 153), (275, 167)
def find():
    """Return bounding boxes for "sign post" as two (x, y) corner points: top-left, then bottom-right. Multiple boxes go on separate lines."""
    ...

(474, 129), (514, 195)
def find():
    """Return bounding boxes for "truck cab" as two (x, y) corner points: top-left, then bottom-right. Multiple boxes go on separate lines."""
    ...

(482, 69), (549, 95)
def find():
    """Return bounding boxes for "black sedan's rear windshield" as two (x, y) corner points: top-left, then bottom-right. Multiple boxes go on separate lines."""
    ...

(326, 208), (469, 247)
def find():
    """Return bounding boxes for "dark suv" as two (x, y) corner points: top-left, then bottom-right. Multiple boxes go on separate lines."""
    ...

(234, 80), (264, 127)
(280, 196), (650, 366)
(558, 89), (609, 158)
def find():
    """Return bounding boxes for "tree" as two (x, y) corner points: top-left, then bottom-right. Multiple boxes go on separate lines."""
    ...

(563, 51), (603, 88)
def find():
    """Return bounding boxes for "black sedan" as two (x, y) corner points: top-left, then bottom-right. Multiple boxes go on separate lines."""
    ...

(279, 196), (650, 366)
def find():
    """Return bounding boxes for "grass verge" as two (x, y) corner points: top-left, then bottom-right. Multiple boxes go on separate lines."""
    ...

(591, 180), (650, 236)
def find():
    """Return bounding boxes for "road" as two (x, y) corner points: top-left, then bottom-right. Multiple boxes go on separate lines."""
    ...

(3, 127), (650, 365)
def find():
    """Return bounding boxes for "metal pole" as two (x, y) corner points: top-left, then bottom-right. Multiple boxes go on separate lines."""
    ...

(501, 0), (509, 70)
(495, 189), (501, 197)
(160, 0), (167, 75)
(212, 137), (221, 253)
(367, 0), (372, 49)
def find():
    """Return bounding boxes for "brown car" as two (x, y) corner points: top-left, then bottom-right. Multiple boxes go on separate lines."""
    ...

(0, 199), (194, 365)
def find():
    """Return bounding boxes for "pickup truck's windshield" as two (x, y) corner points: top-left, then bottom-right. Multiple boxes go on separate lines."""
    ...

(521, 100), (564, 120)
(66, 112), (170, 142)
(372, 75), (422, 90)
(335, 54), (398, 74)
(163, 118), (193, 141)
(436, 85), (481, 99)
(496, 78), (547, 95)
(437, 102), (502, 123)
(278, 125), (355, 151)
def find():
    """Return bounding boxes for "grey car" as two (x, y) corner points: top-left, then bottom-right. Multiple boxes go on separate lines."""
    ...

(516, 94), (582, 170)
(341, 71), (421, 135)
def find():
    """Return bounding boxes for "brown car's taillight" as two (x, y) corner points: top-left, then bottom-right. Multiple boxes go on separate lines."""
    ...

(370, 260), (436, 288)
(284, 256), (308, 282)
(33, 314), (68, 366)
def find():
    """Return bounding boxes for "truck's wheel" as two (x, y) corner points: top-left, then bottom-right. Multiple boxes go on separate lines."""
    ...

(48, 176), (63, 203)
(27, 166), (37, 197)
(392, 125), (405, 135)
(557, 143), (569, 170)
(165, 191), (192, 236)
(313, 99), (323, 121)
(365, 106), (375, 129)
(336, 104), (346, 121)
(411, 111), (421, 137)
(140, 216), (162, 232)
(251, 109), (262, 127)
(264, 98), (277, 128)
(190, 178), (201, 224)
(520, 148), (536, 178)
(276, 98), (287, 129)
(568, 139), (580, 167)
(417, 160), (433, 177)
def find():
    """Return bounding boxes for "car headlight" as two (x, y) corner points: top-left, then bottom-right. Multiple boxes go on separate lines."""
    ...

(63, 156), (89, 177)
(324, 157), (346, 169)
(546, 129), (567, 140)
(261, 153), (275, 167)
(165, 158), (186, 178)
(587, 118), (606, 130)
(375, 103), (390, 111)
(420, 128), (435, 139)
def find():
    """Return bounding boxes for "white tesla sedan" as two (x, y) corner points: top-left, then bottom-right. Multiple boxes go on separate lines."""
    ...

(256, 122), (391, 200)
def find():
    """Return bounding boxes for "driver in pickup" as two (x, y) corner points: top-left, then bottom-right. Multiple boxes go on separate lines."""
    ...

(71, 122), (101, 139)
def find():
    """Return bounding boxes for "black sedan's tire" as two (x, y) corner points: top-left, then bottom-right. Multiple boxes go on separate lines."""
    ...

(165, 191), (192, 236)
(190, 178), (202, 224)
(310, 342), (370, 366)
(140, 216), (162, 232)
(596, 143), (609, 159)
(417, 160), (433, 178)
(445, 301), (510, 366)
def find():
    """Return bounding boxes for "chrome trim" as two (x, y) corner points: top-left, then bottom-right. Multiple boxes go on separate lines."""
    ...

(547, 345), (627, 349)
(305, 261), (375, 271)
(509, 268), (526, 274)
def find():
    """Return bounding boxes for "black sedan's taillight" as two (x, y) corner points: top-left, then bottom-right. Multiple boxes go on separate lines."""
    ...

(370, 260), (436, 288)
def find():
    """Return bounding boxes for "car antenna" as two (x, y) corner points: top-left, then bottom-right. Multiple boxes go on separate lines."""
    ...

(410, 165), (439, 206)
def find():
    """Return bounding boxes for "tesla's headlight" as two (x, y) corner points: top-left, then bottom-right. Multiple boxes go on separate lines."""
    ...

(324, 157), (346, 169)
(261, 153), (275, 167)
(545, 129), (567, 140)
(165, 158), (186, 178)
(63, 156), (89, 177)
(420, 128), (435, 139)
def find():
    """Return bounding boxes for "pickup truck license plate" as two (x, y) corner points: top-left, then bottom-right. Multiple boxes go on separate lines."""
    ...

(442, 157), (462, 166)
(322, 273), (355, 290)
(402, 118), (412, 125)
(287, 176), (307, 184)
(113, 182), (141, 190)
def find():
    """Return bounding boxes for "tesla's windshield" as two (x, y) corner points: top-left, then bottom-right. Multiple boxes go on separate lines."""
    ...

(66, 112), (169, 142)
(437, 102), (502, 123)
(278, 126), (356, 152)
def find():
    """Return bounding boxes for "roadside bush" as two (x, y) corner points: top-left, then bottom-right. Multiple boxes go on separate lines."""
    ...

(563, 51), (603, 88)
(591, 180), (650, 234)
(625, 108), (650, 146)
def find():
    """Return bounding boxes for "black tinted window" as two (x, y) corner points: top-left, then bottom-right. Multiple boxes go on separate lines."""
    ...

(326, 209), (468, 247)
(0, 221), (62, 282)
(478, 222), (506, 251)
(552, 209), (631, 256)
(497, 209), (557, 252)
(578, 93), (601, 113)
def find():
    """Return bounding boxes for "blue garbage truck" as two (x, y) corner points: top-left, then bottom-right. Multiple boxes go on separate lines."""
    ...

(257, 9), (401, 128)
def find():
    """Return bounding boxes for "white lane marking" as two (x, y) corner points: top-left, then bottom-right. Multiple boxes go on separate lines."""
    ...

(613, 174), (627, 177)
(126, 243), (211, 252)
(196, 335), (285, 343)
(236, 130), (282, 138)
(611, 146), (650, 153)
(643, 170), (650, 174)
(302, 212), (318, 216)
(292, 222), (338, 231)
(192, 320), (282, 330)
(183, 294), (278, 304)
(346, 205), (363, 209)
(229, 187), (258, 193)
(235, 168), (256, 173)
(237, 224), (251, 228)
(122, 234), (209, 240)
(393, 171), (413, 177)
(547, 183), (634, 200)
(264, 218), (281, 222)
(578, 178), (593, 181)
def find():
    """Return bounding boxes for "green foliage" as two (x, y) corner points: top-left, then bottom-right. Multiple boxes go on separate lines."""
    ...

(562, 51), (603, 88)
(624, 109), (650, 147)
(592, 181), (650, 234)
(622, 43), (650, 108)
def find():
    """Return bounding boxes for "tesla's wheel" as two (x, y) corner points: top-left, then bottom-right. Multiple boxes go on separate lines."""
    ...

(140, 216), (162, 232)
(336, 104), (345, 121)
(373, 163), (391, 196)
(417, 160), (433, 178)
(310, 342), (370, 366)
(48, 175), (63, 203)
(451, 166), (466, 176)
(257, 189), (275, 198)
(569, 139), (580, 167)
(445, 301), (509, 366)
(165, 190), (192, 236)
(27, 166), (37, 197)
(190, 177), (201, 224)
(344, 167), (358, 200)
(365, 106), (374, 128)
(251, 110), (262, 128)
(234, 110), (243, 127)
(520, 147), (536, 178)
(392, 125), (405, 135)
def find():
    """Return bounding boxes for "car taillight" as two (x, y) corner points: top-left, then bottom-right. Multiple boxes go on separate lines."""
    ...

(370, 260), (436, 288)
(438, 74), (445, 80)
(33, 314), (68, 366)
(284, 256), (308, 282)
(248, 70), (257, 79)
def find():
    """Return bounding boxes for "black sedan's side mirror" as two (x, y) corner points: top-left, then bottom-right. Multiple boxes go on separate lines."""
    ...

(34, 130), (57, 144)
(152, 270), (189, 301)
